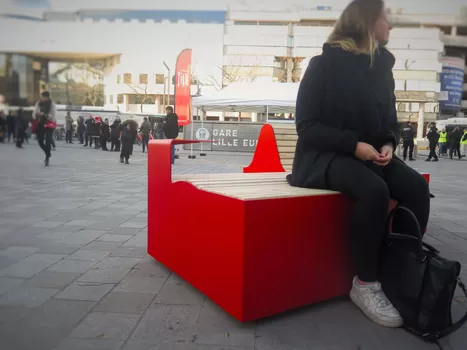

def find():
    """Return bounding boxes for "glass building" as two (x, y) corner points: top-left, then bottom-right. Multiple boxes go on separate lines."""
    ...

(0, 53), (47, 106)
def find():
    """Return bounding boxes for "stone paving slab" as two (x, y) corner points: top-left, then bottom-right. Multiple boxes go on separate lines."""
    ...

(0, 141), (466, 349)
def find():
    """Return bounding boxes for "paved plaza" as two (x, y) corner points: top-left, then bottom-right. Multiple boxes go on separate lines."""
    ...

(0, 140), (466, 350)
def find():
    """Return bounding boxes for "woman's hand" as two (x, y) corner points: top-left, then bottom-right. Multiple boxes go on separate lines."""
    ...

(354, 142), (381, 161)
(374, 144), (394, 167)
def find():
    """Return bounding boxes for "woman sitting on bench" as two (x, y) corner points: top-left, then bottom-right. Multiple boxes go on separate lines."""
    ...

(288, 0), (430, 328)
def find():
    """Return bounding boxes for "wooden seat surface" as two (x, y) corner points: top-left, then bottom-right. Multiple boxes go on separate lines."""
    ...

(173, 172), (337, 200)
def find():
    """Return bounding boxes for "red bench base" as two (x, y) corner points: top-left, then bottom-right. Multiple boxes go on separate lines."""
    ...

(147, 126), (430, 322)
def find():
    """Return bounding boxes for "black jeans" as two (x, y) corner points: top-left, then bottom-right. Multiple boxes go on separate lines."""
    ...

(37, 127), (53, 158)
(101, 136), (108, 151)
(79, 133), (84, 144)
(16, 127), (24, 147)
(326, 156), (430, 282)
(402, 140), (414, 159)
(66, 130), (73, 143)
(450, 143), (461, 159)
(142, 135), (149, 152)
(427, 143), (438, 160)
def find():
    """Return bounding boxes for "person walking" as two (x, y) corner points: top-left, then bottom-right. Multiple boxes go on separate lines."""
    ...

(425, 123), (439, 162)
(65, 112), (74, 144)
(140, 116), (151, 153)
(400, 122), (415, 161)
(110, 116), (121, 152)
(449, 127), (462, 160)
(163, 106), (179, 164)
(34, 91), (56, 166)
(438, 128), (448, 156)
(287, 0), (430, 328)
(77, 116), (85, 144)
(461, 128), (467, 158)
(101, 118), (110, 151)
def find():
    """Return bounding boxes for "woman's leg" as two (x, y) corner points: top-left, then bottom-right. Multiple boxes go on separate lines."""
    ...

(326, 156), (402, 328)
(383, 160), (430, 236)
(326, 156), (389, 282)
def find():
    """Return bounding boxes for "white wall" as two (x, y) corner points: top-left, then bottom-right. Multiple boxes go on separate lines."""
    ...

(224, 24), (444, 92)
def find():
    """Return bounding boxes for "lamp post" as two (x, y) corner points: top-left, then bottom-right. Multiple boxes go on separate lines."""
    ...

(163, 61), (171, 109)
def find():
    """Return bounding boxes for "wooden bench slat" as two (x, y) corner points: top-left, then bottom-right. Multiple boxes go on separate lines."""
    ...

(277, 140), (297, 147)
(279, 153), (295, 159)
(275, 134), (298, 141)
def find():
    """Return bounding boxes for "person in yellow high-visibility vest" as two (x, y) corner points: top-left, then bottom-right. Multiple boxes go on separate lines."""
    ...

(461, 128), (467, 158)
(438, 128), (448, 156)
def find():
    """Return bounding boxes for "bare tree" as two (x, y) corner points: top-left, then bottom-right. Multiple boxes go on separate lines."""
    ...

(206, 55), (262, 89)
(125, 74), (155, 113)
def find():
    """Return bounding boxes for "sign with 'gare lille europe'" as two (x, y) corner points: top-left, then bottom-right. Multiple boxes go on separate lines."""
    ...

(183, 122), (263, 152)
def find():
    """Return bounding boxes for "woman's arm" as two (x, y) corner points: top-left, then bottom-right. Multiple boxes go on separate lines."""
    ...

(296, 56), (358, 154)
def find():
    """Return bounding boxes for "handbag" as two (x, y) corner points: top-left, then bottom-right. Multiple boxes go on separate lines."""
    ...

(380, 206), (467, 341)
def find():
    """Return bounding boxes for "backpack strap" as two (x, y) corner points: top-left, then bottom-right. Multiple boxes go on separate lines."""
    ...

(424, 278), (467, 341)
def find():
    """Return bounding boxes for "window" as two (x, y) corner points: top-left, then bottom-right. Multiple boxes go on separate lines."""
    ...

(109, 95), (114, 104)
(117, 94), (124, 104)
(155, 74), (165, 84)
(116, 75), (120, 84)
(123, 73), (132, 84)
(139, 73), (148, 84)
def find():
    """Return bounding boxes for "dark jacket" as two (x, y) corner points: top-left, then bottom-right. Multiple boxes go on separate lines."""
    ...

(163, 113), (179, 139)
(85, 118), (94, 133)
(77, 120), (85, 134)
(450, 129), (463, 146)
(401, 125), (415, 142)
(288, 44), (399, 189)
(110, 120), (121, 138)
(92, 121), (101, 136)
(426, 127), (440, 145)
(101, 122), (110, 139)
(140, 120), (151, 137)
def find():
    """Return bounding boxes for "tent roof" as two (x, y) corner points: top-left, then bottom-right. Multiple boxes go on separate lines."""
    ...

(193, 82), (299, 113)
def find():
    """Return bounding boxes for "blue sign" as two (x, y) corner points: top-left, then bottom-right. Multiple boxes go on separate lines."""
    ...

(439, 57), (465, 111)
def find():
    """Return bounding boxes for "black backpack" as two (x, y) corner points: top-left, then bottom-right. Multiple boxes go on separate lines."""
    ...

(380, 206), (467, 341)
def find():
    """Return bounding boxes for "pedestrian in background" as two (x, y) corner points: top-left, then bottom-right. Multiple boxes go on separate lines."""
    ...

(449, 127), (462, 160)
(438, 128), (448, 156)
(15, 107), (27, 148)
(401, 122), (415, 161)
(65, 111), (74, 144)
(84, 115), (94, 147)
(425, 123), (439, 162)
(101, 118), (110, 151)
(77, 116), (85, 144)
(110, 116), (121, 152)
(140, 116), (151, 153)
(7, 111), (15, 143)
(461, 128), (467, 158)
(34, 91), (56, 166)
(163, 106), (179, 164)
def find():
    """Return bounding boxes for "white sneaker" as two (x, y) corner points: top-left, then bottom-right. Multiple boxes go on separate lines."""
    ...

(350, 276), (403, 328)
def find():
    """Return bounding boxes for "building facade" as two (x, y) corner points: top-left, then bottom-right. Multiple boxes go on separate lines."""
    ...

(0, 1), (466, 121)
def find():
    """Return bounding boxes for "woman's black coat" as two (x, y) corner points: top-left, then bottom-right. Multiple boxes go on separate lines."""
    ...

(288, 43), (400, 189)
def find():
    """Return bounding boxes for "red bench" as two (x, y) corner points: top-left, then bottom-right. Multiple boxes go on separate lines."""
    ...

(147, 124), (430, 322)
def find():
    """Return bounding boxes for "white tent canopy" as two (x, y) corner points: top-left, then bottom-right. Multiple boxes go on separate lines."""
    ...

(192, 82), (299, 114)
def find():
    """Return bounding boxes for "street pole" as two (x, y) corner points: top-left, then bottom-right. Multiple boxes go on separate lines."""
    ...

(163, 61), (171, 108)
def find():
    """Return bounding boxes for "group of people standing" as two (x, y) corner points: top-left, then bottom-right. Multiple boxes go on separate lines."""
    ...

(63, 105), (179, 165)
(400, 121), (467, 162)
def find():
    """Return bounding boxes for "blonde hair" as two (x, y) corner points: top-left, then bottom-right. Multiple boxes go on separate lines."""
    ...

(328, 0), (384, 61)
